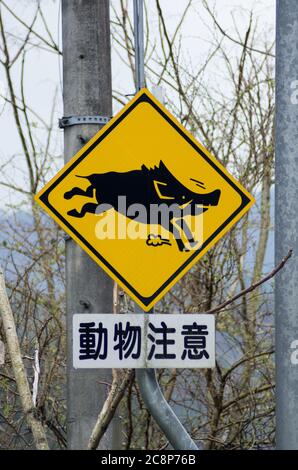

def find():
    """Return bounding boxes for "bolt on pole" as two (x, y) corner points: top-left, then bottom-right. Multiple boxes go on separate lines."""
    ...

(275, 0), (298, 450)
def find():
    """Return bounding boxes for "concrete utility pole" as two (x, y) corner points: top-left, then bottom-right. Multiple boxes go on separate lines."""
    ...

(276, 0), (298, 450)
(62, 0), (119, 449)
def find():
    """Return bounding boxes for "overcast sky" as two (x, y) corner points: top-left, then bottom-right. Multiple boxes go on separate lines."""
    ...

(0, 0), (275, 209)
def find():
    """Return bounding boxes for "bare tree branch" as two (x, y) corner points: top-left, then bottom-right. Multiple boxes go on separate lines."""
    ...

(88, 370), (135, 450)
(0, 268), (49, 450)
(202, 0), (275, 58)
(204, 249), (292, 315)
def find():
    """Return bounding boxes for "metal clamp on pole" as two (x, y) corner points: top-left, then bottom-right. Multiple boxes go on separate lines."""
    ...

(59, 115), (111, 129)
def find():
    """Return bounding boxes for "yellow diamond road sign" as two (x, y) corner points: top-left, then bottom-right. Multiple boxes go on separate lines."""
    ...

(35, 88), (255, 311)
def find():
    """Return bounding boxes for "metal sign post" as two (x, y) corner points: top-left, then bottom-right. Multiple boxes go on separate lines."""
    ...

(133, 0), (145, 90)
(276, 0), (298, 450)
(133, 0), (198, 450)
(134, 309), (199, 450)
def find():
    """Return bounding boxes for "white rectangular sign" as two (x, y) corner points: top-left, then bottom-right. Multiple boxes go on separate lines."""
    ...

(73, 314), (215, 369)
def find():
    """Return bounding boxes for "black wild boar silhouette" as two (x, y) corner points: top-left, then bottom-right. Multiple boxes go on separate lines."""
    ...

(64, 161), (221, 251)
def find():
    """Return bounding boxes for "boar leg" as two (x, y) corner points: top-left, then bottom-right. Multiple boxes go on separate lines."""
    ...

(67, 203), (98, 218)
(169, 220), (185, 252)
(175, 219), (197, 247)
(64, 185), (93, 200)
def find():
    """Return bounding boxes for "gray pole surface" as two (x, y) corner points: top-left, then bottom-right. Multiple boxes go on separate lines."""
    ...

(276, 0), (298, 450)
(133, 0), (198, 450)
(137, 369), (198, 450)
(134, 307), (198, 450)
(62, 0), (120, 449)
(133, 0), (145, 90)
